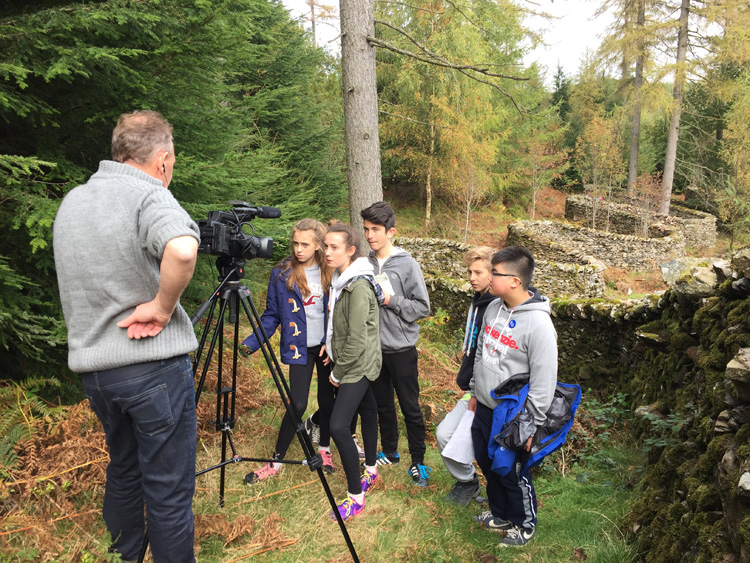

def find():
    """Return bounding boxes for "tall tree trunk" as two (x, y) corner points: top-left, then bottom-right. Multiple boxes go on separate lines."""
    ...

(340, 0), (383, 232)
(425, 120), (435, 229)
(628, 0), (646, 196)
(308, 0), (317, 45)
(464, 183), (471, 244)
(660, 0), (690, 216)
(620, 8), (631, 87)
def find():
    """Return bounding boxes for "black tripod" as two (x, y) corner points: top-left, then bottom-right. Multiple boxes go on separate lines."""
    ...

(138, 255), (359, 562)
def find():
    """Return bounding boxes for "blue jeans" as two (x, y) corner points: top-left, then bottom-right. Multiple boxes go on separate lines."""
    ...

(82, 355), (197, 562)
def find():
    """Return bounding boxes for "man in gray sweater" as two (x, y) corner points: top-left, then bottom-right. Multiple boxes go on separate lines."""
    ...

(54, 110), (200, 563)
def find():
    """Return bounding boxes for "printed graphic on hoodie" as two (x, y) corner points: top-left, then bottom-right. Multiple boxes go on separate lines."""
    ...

(302, 283), (323, 308)
(483, 310), (519, 364)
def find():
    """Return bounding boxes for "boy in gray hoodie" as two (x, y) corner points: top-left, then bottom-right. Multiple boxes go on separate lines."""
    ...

(469, 246), (557, 547)
(360, 202), (432, 486)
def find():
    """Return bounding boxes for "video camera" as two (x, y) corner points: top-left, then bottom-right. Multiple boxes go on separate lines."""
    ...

(197, 201), (279, 260)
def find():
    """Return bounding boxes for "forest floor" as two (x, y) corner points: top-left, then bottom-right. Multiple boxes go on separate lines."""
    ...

(0, 320), (641, 563)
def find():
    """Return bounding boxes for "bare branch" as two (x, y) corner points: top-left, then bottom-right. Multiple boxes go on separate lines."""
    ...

(453, 65), (527, 114)
(371, 22), (529, 80)
(368, 35), (528, 114)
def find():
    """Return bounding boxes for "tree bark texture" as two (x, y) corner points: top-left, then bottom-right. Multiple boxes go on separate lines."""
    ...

(628, 0), (646, 196)
(660, 0), (690, 215)
(340, 0), (383, 232)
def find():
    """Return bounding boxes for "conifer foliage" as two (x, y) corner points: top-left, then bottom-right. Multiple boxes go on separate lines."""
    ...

(0, 0), (344, 383)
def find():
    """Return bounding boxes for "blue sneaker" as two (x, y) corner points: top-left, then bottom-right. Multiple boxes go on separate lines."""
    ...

(499, 525), (535, 547)
(408, 462), (432, 486)
(473, 510), (514, 532)
(375, 451), (400, 466)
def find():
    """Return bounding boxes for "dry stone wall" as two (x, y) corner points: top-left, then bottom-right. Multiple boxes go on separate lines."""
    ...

(395, 236), (605, 311)
(565, 194), (717, 249)
(394, 237), (471, 280)
(506, 219), (685, 271)
(525, 250), (750, 562)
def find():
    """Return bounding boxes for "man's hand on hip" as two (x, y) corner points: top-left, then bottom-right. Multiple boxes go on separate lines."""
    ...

(118, 301), (172, 339)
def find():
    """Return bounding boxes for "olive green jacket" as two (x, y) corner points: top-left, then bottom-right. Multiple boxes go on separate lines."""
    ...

(331, 278), (381, 384)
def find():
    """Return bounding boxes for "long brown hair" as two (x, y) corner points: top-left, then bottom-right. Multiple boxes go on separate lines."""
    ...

(277, 219), (332, 296)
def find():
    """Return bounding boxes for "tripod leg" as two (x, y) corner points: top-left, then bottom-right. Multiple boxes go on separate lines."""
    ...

(238, 291), (360, 562)
(192, 278), (360, 562)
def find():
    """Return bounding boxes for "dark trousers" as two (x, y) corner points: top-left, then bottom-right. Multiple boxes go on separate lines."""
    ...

(330, 377), (378, 494)
(275, 345), (333, 455)
(371, 347), (426, 464)
(82, 355), (197, 563)
(472, 401), (537, 529)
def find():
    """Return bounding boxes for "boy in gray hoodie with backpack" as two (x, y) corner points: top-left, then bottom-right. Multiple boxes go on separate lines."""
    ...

(469, 246), (557, 547)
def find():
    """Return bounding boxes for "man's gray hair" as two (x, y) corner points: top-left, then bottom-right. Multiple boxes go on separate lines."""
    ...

(111, 110), (173, 164)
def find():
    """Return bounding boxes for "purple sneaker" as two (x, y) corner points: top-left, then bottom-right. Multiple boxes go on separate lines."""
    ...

(330, 493), (366, 521)
(360, 468), (379, 492)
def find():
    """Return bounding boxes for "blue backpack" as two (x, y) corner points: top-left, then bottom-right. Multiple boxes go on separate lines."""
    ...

(488, 374), (582, 476)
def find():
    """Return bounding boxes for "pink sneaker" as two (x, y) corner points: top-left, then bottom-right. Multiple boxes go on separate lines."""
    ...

(330, 493), (366, 521)
(244, 462), (282, 485)
(360, 468), (379, 492)
(319, 450), (335, 474)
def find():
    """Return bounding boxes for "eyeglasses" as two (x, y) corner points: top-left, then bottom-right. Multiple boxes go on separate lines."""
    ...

(491, 272), (518, 278)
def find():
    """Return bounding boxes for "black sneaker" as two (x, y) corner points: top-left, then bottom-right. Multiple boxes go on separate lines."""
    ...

(472, 510), (514, 533)
(408, 462), (432, 486)
(375, 451), (400, 466)
(445, 476), (481, 507)
(499, 525), (535, 547)
(304, 416), (320, 447)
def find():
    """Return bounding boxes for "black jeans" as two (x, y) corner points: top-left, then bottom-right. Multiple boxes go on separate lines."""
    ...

(472, 401), (537, 529)
(330, 377), (378, 494)
(370, 346), (426, 464)
(82, 355), (196, 562)
(275, 345), (333, 456)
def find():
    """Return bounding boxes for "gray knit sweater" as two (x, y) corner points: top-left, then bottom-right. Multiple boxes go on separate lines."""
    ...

(53, 160), (200, 372)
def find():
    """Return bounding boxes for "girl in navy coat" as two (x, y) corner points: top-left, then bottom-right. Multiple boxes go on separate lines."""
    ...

(242, 219), (335, 483)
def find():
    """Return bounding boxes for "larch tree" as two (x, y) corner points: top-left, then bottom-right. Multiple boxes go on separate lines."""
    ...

(628, 0), (647, 195)
(305, 0), (337, 46)
(513, 108), (569, 220)
(573, 113), (625, 231)
(373, 0), (531, 230)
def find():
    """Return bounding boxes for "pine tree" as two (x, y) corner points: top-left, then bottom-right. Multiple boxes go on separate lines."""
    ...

(0, 0), (345, 384)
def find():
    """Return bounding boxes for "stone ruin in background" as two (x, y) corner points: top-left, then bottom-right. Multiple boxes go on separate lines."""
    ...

(398, 194), (724, 328)
(564, 193), (718, 250)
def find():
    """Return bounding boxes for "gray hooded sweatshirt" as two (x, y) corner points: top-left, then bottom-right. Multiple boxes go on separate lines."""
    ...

(367, 248), (430, 352)
(470, 287), (558, 426)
